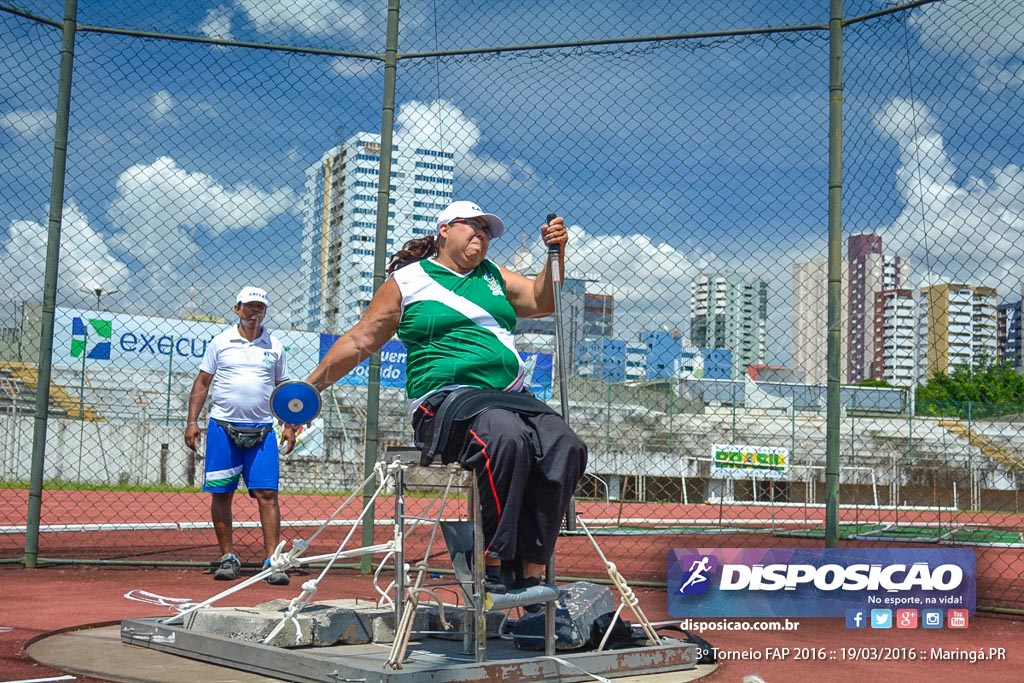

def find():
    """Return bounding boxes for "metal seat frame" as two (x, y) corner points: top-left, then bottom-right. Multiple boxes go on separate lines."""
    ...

(388, 447), (556, 663)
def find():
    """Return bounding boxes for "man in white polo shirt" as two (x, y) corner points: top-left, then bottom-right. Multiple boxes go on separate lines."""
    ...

(184, 286), (296, 585)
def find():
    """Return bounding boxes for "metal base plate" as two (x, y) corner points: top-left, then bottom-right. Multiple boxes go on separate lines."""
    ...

(121, 615), (699, 682)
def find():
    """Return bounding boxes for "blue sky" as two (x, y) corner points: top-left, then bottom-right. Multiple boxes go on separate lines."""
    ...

(1, 1), (1023, 366)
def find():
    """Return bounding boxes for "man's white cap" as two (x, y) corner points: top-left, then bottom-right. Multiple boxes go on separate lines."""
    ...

(435, 201), (505, 239)
(236, 286), (269, 306)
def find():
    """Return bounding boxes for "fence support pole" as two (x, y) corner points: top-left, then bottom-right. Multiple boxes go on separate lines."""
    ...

(824, 0), (845, 548)
(360, 0), (400, 574)
(24, 0), (79, 569)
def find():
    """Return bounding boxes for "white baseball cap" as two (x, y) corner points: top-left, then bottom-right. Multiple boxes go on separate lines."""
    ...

(236, 286), (269, 306)
(435, 201), (505, 239)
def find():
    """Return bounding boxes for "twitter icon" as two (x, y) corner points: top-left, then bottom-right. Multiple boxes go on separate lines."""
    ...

(870, 609), (892, 629)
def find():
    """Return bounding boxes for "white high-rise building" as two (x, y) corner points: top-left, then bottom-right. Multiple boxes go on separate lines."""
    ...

(872, 288), (916, 386)
(792, 256), (848, 386)
(292, 133), (454, 332)
(689, 272), (768, 379)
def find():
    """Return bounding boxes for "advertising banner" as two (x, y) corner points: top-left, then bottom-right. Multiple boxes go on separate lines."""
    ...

(712, 444), (789, 480)
(667, 547), (976, 618)
(53, 307), (322, 375)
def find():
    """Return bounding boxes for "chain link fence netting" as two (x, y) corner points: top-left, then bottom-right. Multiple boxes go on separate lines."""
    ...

(2, 1), (1023, 609)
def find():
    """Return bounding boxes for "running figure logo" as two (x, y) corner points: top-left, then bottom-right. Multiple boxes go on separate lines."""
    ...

(676, 554), (717, 596)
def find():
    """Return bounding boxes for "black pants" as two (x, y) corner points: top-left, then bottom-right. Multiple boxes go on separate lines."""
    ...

(413, 400), (587, 565)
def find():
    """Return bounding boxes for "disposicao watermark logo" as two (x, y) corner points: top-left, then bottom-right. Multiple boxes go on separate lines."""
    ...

(667, 547), (975, 619)
(676, 554), (718, 596)
(71, 317), (112, 360)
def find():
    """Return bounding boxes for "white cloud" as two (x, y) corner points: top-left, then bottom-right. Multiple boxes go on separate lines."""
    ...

(329, 56), (379, 78)
(0, 109), (55, 140)
(147, 90), (177, 124)
(972, 60), (1024, 95)
(910, 0), (1024, 93)
(910, 0), (1024, 62)
(200, 4), (235, 42)
(516, 225), (699, 335)
(108, 156), (296, 287)
(144, 91), (218, 125)
(236, 0), (369, 39)
(0, 202), (129, 308)
(394, 99), (535, 183)
(874, 97), (1024, 289)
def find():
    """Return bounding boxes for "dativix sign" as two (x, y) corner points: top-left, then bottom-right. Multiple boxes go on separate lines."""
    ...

(712, 444), (788, 480)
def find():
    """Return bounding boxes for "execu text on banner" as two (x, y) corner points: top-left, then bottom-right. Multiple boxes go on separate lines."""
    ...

(667, 547), (975, 618)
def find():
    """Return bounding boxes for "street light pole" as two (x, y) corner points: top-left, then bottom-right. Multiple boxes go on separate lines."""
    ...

(84, 286), (118, 311)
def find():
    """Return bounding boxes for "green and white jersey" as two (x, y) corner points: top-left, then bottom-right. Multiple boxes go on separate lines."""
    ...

(393, 258), (525, 411)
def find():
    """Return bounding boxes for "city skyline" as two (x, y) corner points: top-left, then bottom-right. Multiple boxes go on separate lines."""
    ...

(2, 2), (1023, 382)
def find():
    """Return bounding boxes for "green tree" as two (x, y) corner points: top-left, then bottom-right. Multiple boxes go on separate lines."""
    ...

(915, 356), (1024, 418)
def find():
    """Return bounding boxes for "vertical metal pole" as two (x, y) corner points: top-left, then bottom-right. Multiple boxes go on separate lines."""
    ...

(78, 325), (86, 420)
(25, 0), (79, 568)
(360, 0), (400, 574)
(393, 460), (404, 631)
(731, 382), (736, 441)
(76, 324), (86, 481)
(546, 214), (575, 535)
(966, 400), (974, 509)
(825, 0), (845, 548)
(544, 214), (567, 645)
(470, 471), (487, 661)
(165, 335), (174, 425)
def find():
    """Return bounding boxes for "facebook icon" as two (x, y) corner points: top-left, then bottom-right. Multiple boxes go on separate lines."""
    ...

(846, 609), (866, 629)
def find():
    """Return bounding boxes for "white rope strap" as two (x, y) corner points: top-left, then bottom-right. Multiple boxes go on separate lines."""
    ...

(597, 603), (628, 652)
(577, 516), (662, 645)
(261, 579), (320, 646)
(372, 549), (398, 608)
(262, 467), (396, 645)
(539, 656), (613, 683)
(159, 466), (391, 627)
(123, 589), (199, 612)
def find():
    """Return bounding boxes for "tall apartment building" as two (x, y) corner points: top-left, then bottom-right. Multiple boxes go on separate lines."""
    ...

(997, 298), (1022, 368)
(292, 133), (454, 332)
(847, 234), (910, 383)
(792, 256), (848, 386)
(871, 288), (916, 386)
(917, 283), (998, 382)
(689, 272), (767, 379)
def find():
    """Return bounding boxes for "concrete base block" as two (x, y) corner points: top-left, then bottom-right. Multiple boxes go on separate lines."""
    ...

(258, 598), (421, 646)
(184, 606), (312, 648)
(185, 599), (425, 649)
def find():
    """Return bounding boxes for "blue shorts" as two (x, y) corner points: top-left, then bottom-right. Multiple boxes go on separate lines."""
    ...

(202, 420), (279, 495)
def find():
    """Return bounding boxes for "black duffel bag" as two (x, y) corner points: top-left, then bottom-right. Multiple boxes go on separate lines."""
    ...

(214, 419), (273, 450)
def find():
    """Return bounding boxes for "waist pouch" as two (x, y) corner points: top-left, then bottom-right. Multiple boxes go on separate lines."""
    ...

(416, 387), (559, 466)
(214, 419), (273, 450)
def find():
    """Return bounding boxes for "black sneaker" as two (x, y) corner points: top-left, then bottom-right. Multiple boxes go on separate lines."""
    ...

(264, 559), (290, 586)
(484, 565), (507, 594)
(520, 576), (545, 613)
(213, 553), (240, 581)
